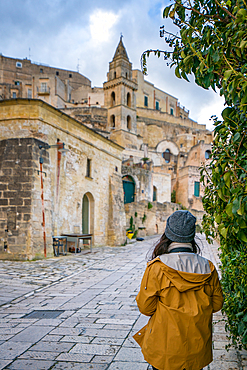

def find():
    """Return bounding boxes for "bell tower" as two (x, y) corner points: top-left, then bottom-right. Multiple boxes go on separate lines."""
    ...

(103, 37), (137, 136)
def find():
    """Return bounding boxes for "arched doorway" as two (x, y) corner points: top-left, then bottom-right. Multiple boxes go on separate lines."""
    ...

(82, 192), (94, 235)
(122, 175), (135, 204)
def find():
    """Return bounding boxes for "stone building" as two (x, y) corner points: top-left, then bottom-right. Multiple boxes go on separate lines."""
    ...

(0, 99), (126, 259)
(0, 37), (213, 258)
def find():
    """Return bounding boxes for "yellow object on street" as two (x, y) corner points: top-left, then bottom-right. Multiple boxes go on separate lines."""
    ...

(126, 231), (134, 239)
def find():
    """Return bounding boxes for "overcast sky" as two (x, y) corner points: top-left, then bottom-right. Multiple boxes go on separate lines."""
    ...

(0, 0), (225, 130)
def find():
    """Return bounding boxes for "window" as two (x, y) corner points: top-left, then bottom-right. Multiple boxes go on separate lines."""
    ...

(111, 91), (115, 107)
(126, 72), (128, 78)
(40, 68), (43, 73)
(127, 115), (131, 130)
(194, 181), (200, 197)
(86, 158), (91, 178)
(28, 89), (32, 99)
(114, 71), (116, 79)
(56, 71), (59, 76)
(205, 150), (211, 159)
(12, 92), (16, 98)
(170, 108), (174, 115)
(144, 96), (148, 107)
(127, 92), (131, 107)
(163, 149), (171, 163)
(155, 101), (159, 110)
(180, 144), (183, 148)
(153, 186), (157, 201)
(16, 62), (22, 68)
(41, 82), (47, 93)
(15, 81), (20, 86)
(69, 73), (72, 78)
(110, 115), (115, 128)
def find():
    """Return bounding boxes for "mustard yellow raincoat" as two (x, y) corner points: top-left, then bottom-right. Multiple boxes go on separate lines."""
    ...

(133, 257), (223, 370)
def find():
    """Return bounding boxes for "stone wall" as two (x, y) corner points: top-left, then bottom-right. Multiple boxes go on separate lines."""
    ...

(0, 138), (51, 259)
(125, 200), (183, 237)
(124, 200), (204, 239)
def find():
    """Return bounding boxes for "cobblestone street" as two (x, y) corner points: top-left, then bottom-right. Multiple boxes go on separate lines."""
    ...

(0, 235), (246, 370)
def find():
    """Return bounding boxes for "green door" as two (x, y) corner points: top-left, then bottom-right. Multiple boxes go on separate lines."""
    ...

(82, 194), (89, 234)
(123, 176), (135, 204)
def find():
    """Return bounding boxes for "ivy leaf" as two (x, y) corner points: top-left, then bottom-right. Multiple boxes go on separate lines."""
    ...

(175, 66), (181, 79)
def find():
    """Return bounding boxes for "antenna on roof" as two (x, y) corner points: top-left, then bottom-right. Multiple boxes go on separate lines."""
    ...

(77, 59), (80, 73)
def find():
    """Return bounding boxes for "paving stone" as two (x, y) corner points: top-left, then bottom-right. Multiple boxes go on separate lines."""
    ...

(208, 360), (239, 369)
(0, 360), (12, 370)
(108, 362), (148, 370)
(6, 359), (55, 369)
(91, 337), (124, 346)
(55, 352), (93, 362)
(70, 343), (119, 356)
(60, 335), (93, 343)
(30, 341), (74, 352)
(10, 325), (52, 342)
(51, 363), (108, 370)
(0, 341), (33, 360)
(49, 327), (83, 336)
(114, 347), (146, 362)
(19, 350), (58, 360)
(80, 328), (129, 338)
(41, 335), (64, 342)
(91, 355), (115, 364)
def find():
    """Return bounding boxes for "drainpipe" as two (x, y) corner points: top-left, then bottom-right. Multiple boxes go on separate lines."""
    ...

(39, 158), (47, 257)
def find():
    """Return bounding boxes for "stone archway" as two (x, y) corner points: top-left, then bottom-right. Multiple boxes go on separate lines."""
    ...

(82, 192), (94, 235)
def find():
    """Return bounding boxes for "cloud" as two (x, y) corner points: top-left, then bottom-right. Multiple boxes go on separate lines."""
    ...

(89, 9), (120, 45)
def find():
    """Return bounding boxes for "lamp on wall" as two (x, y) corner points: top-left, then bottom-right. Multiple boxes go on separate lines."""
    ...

(38, 142), (69, 257)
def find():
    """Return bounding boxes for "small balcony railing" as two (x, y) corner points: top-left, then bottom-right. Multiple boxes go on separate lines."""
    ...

(37, 86), (50, 95)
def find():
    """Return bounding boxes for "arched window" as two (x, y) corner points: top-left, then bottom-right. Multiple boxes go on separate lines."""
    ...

(110, 115), (115, 128)
(127, 92), (131, 107)
(114, 71), (116, 79)
(122, 175), (135, 204)
(163, 149), (171, 163)
(205, 150), (211, 159)
(127, 115), (131, 130)
(126, 72), (128, 79)
(153, 186), (157, 201)
(111, 91), (115, 107)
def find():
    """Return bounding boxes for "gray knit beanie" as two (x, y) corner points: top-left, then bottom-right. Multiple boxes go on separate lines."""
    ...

(165, 210), (196, 243)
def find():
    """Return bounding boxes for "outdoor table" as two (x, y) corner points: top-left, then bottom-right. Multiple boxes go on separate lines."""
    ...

(52, 236), (67, 256)
(61, 233), (93, 253)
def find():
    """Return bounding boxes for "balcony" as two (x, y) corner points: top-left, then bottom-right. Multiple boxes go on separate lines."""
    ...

(37, 86), (50, 95)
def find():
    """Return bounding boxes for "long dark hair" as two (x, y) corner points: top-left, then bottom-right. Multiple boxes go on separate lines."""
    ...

(149, 232), (201, 261)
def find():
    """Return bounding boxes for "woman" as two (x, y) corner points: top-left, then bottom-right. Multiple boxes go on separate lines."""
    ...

(133, 210), (223, 370)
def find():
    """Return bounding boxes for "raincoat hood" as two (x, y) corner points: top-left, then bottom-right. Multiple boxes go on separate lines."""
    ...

(152, 257), (215, 293)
